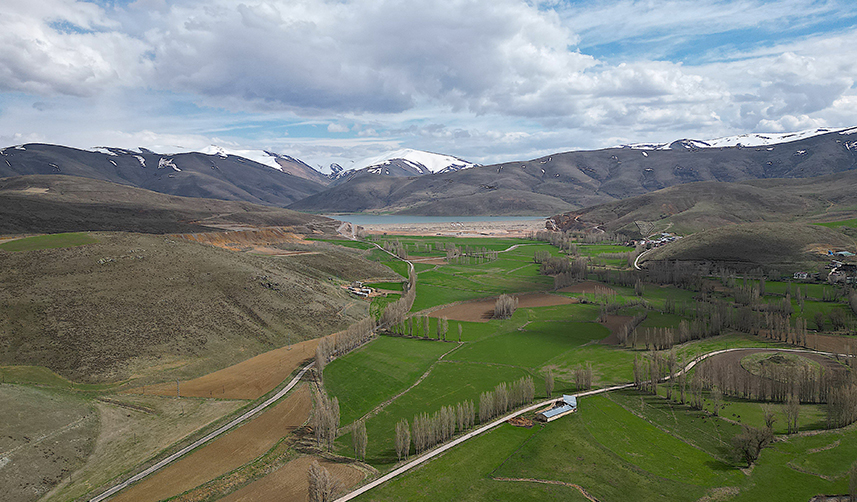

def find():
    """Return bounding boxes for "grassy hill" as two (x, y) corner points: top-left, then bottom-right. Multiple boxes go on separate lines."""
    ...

(640, 222), (856, 272)
(0, 231), (396, 383)
(0, 175), (337, 235)
(551, 170), (857, 236)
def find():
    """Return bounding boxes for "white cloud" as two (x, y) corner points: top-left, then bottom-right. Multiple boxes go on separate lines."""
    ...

(327, 123), (349, 133)
(0, 0), (855, 168)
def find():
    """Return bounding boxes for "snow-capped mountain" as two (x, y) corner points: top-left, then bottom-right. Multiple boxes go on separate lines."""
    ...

(620, 126), (857, 151)
(351, 149), (477, 176)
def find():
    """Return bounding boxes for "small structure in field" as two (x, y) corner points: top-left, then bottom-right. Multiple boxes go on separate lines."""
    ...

(535, 395), (578, 422)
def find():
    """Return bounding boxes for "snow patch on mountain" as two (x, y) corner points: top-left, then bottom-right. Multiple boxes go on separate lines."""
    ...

(201, 145), (283, 171)
(620, 126), (854, 150)
(353, 149), (477, 175)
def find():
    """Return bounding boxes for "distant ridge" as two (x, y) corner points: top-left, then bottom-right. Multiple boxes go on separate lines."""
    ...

(291, 127), (857, 216)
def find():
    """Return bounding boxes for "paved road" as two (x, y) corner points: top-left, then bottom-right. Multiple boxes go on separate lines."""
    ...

(89, 362), (315, 502)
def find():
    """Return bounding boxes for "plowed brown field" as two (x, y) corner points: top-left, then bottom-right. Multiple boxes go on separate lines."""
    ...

(130, 339), (318, 400)
(110, 385), (312, 502)
(219, 456), (365, 502)
(428, 293), (577, 322)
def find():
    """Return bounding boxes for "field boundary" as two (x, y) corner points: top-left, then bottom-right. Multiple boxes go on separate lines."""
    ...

(89, 362), (315, 502)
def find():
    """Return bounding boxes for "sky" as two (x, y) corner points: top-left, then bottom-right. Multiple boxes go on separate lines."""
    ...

(1, 0), (855, 171)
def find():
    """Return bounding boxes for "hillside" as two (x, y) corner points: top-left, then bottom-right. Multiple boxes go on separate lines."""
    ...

(549, 169), (857, 236)
(0, 175), (336, 235)
(290, 128), (857, 215)
(0, 144), (326, 206)
(639, 222), (856, 271)
(0, 231), (396, 383)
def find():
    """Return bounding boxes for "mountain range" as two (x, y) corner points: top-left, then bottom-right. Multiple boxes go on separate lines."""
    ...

(2, 126), (856, 216)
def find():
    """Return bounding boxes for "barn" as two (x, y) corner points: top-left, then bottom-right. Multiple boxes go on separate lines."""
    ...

(535, 395), (578, 422)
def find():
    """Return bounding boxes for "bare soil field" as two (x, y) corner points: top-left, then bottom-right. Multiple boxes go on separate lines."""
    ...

(428, 293), (577, 322)
(557, 281), (616, 295)
(129, 338), (318, 400)
(218, 455), (365, 502)
(598, 315), (634, 345)
(360, 218), (545, 238)
(110, 385), (312, 502)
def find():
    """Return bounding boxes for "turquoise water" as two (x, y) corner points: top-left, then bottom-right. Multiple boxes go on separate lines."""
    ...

(325, 214), (547, 225)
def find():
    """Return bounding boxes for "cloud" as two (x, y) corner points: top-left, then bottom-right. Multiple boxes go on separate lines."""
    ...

(0, 0), (855, 168)
(327, 123), (349, 133)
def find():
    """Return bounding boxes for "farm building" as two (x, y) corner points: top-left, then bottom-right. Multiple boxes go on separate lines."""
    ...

(535, 395), (578, 422)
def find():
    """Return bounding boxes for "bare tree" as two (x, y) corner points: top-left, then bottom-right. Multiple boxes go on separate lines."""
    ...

(352, 419), (367, 461)
(784, 393), (800, 434)
(395, 419), (410, 461)
(458, 323), (463, 342)
(711, 386), (724, 416)
(545, 369), (554, 398)
(493, 294), (519, 319)
(761, 403), (777, 430)
(731, 425), (773, 467)
(850, 460), (857, 502)
(308, 460), (341, 502)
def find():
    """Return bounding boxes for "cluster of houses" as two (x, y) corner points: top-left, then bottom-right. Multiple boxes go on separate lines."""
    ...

(827, 260), (857, 285)
(793, 253), (857, 284)
(625, 232), (681, 249)
(345, 281), (378, 298)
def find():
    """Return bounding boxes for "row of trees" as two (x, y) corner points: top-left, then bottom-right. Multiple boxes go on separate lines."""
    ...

(552, 259), (589, 288)
(312, 390), (340, 451)
(382, 239), (409, 259)
(315, 317), (377, 373)
(379, 269), (417, 330)
(493, 294), (518, 319)
(478, 377), (536, 422)
(411, 401), (477, 455)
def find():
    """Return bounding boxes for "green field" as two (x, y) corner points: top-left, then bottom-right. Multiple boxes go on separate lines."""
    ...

(0, 232), (97, 252)
(324, 337), (452, 424)
(450, 321), (609, 369)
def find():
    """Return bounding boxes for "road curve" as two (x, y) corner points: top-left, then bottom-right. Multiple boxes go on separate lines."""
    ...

(89, 362), (315, 502)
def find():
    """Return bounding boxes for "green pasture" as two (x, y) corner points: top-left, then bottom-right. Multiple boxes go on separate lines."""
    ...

(324, 337), (452, 425)
(576, 244), (631, 256)
(354, 424), (593, 502)
(815, 218), (857, 229)
(306, 238), (377, 251)
(518, 302), (603, 322)
(350, 361), (537, 466)
(367, 281), (405, 291)
(493, 400), (713, 502)
(585, 394), (742, 485)
(545, 344), (636, 387)
(717, 397), (828, 434)
(0, 232), (97, 252)
(450, 321), (609, 369)
(639, 311), (686, 328)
